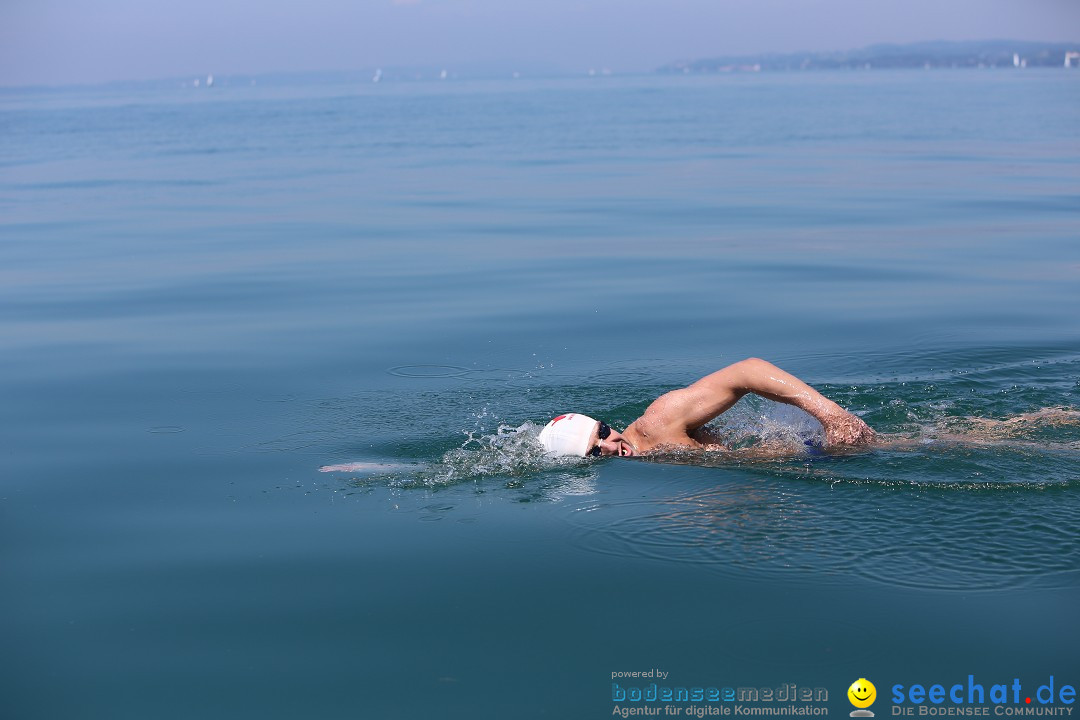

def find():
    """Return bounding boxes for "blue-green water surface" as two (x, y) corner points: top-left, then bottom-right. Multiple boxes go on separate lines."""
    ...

(2, 70), (1079, 719)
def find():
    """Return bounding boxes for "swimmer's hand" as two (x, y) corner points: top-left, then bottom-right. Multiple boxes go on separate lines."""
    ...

(821, 410), (875, 446)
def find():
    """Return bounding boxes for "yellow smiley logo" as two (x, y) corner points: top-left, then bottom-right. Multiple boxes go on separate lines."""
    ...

(848, 678), (877, 709)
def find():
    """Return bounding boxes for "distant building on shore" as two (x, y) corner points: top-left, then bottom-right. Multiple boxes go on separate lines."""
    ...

(659, 40), (1080, 74)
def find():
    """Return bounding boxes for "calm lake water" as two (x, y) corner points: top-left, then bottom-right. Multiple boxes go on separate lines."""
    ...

(2, 70), (1079, 719)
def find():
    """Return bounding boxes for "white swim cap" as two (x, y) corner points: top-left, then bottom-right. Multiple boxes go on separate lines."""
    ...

(537, 413), (599, 457)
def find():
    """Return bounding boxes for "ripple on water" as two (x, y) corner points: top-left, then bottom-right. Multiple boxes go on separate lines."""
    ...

(564, 476), (1080, 593)
(387, 364), (472, 378)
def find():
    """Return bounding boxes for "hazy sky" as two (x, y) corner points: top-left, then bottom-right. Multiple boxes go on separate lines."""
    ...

(2, 0), (1078, 86)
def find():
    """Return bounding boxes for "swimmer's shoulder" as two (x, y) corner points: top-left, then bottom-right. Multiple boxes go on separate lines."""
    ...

(626, 410), (702, 455)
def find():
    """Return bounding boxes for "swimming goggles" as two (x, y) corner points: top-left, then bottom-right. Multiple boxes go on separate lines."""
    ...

(587, 422), (613, 457)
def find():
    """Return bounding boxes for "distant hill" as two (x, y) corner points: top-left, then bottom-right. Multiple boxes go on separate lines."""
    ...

(659, 40), (1080, 73)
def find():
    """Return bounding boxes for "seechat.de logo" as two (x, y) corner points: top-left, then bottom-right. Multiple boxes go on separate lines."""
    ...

(849, 678), (877, 718)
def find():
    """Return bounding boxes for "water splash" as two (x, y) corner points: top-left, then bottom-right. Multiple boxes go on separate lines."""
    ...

(422, 422), (550, 486)
(697, 397), (826, 452)
(321, 422), (601, 490)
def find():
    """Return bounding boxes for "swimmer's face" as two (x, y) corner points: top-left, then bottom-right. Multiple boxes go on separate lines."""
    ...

(587, 421), (635, 457)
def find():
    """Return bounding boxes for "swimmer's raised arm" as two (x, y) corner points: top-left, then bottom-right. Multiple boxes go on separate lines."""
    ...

(539, 358), (875, 457)
(629, 358), (874, 448)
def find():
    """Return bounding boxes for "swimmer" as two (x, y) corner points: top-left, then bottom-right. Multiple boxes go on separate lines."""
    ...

(538, 357), (875, 458)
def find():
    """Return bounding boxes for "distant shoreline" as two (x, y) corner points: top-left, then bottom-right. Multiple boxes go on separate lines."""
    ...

(3, 39), (1079, 92)
(659, 39), (1080, 74)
